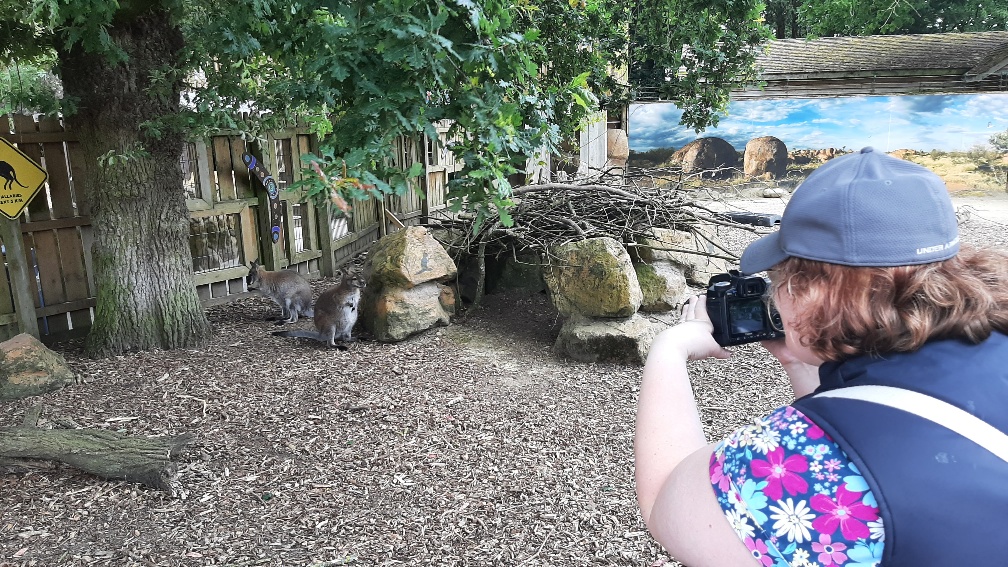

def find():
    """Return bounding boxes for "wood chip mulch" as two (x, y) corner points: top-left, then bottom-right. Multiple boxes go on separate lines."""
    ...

(1, 195), (1005, 567)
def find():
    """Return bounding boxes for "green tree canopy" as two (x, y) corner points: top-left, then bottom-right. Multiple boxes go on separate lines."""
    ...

(764, 0), (1008, 38)
(2, 0), (771, 355)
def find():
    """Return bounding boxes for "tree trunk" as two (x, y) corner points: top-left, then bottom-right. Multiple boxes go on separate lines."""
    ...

(58, 3), (211, 356)
(0, 426), (191, 495)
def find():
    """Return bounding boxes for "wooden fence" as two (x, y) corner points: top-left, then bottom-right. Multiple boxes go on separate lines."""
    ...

(0, 114), (458, 343)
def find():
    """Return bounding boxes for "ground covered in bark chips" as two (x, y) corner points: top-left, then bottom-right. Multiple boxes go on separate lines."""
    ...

(1, 195), (1007, 567)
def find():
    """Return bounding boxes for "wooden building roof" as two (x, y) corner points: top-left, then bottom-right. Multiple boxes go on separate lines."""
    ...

(733, 31), (1008, 100)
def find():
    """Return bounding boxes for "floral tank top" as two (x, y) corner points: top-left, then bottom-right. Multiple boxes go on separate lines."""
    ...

(709, 405), (886, 566)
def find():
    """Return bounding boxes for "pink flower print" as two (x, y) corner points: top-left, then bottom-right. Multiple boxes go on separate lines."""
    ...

(827, 473), (840, 483)
(824, 459), (842, 472)
(744, 536), (774, 566)
(814, 473), (825, 481)
(751, 447), (809, 501)
(811, 484), (878, 540)
(807, 422), (825, 439)
(811, 534), (849, 566)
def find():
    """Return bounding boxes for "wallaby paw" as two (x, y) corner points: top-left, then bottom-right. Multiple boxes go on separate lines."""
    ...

(273, 320), (287, 326)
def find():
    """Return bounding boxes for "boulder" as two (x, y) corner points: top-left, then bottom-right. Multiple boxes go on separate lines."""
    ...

(817, 147), (841, 162)
(634, 227), (730, 287)
(363, 282), (455, 342)
(361, 227), (459, 341)
(672, 137), (740, 178)
(744, 136), (788, 179)
(542, 237), (642, 318)
(554, 314), (657, 365)
(0, 333), (77, 401)
(635, 261), (688, 313)
(366, 226), (457, 289)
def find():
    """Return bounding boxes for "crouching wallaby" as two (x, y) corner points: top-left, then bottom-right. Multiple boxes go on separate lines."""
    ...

(247, 260), (314, 324)
(273, 269), (367, 346)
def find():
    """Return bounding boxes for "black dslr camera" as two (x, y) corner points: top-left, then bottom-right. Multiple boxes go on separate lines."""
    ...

(705, 271), (785, 346)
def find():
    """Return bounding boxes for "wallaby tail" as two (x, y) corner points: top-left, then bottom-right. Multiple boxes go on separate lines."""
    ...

(273, 329), (327, 342)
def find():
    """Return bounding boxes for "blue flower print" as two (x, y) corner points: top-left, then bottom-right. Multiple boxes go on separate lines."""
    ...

(847, 541), (884, 566)
(843, 462), (878, 507)
(740, 479), (770, 524)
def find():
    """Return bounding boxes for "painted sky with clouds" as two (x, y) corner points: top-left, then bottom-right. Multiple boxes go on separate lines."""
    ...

(629, 93), (1008, 153)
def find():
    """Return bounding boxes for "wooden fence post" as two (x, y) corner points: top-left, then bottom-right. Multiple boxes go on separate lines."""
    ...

(0, 217), (40, 338)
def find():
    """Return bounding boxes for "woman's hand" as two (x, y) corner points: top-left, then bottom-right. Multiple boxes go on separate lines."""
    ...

(652, 294), (731, 362)
(760, 338), (804, 367)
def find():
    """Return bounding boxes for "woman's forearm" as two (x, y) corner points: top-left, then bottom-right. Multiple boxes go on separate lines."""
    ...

(635, 335), (708, 524)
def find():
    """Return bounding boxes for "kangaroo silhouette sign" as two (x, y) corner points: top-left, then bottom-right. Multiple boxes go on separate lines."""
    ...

(0, 138), (47, 220)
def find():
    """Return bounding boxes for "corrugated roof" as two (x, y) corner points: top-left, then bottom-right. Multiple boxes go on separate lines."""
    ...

(757, 31), (1008, 77)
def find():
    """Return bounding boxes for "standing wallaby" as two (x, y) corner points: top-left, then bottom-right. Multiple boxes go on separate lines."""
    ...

(247, 260), (314, 324)
(273, 269), (367, 346)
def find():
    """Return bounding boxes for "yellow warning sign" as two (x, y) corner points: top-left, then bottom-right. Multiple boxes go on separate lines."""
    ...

(0, 137), (47, 220)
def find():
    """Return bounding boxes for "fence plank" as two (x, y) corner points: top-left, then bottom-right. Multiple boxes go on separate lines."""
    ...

(212, 136), (237, 201)
(57, 226), (92, 329)
(231, 138), (253, 199)
(11, 115), (50, 222)
(39, 117), (76, 219)
(0, 241), (15, 318)
(65, 141), (91, 217)
(29, 229), (70, 334)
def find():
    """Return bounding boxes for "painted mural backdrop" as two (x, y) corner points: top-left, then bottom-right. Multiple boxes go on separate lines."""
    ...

(631, 93), (1008, 153)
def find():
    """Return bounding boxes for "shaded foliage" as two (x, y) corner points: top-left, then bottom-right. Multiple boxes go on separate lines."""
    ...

(764, 0), (1008, 38)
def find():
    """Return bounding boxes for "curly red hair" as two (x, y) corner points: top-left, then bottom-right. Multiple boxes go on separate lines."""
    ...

(768, 245), (1008, 361)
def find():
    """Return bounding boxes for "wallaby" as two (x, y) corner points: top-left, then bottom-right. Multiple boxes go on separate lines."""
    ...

(247, 260), (314, 324)
(273, 269), (367, 346)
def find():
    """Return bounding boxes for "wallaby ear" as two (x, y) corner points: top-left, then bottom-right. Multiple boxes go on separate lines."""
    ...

(333, 268), (345, 280)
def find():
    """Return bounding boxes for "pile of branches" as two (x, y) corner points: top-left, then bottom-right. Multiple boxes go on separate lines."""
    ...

(424, 166), (773, 307)
(426, 166), (766, 262)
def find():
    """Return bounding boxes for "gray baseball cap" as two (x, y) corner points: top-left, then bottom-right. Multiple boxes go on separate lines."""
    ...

(740, 147), (960, 275)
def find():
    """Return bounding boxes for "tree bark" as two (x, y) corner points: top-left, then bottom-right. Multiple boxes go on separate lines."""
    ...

(58, 2), (211, 356)
(0, 427), (192, 495)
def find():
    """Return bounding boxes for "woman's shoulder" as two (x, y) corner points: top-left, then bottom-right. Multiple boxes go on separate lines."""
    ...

(710, 405), (885, 567)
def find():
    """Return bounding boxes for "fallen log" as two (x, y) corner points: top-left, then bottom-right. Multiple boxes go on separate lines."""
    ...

(0, 426), (192, 495)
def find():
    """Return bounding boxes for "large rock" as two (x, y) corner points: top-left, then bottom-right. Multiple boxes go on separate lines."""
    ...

(0, 333), (76, 401)
(635, 261), (688, 313)
(634, 227), (730, 287)
(361, 227), (458, 341)
(744, 136), (788, 179)
(554, 314), (657, 365)
(672, 137), (740, 178)
(366, 226), (457, 289)
(363, 282), (455, 342)
(543, 237), (642, 318)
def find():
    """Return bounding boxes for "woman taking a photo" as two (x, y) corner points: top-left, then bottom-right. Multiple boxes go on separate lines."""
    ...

(635, 147), (1008, 566)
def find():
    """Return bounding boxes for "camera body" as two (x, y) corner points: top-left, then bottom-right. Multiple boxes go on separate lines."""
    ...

(705, 270), (785, 347)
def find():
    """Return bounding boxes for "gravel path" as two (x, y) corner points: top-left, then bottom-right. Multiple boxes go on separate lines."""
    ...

(1, 194), (1005, 567)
